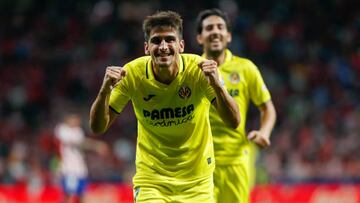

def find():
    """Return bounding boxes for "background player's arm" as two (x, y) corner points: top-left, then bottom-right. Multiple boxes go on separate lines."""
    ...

(200, 60), (240, 128)
(90, 66), (126, 134)
(248, 100), (276, 148)
(81, 137), (109, 156)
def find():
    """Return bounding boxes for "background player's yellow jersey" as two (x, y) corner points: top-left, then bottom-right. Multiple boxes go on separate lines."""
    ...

(208, 50), (271, 165)
(109, 54), (216, 184)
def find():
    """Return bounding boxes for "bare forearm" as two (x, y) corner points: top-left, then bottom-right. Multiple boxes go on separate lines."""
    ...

(214, 85), (240, 128)
(90, 90), (111, 134)
(90, 66), (125, 134)
(199, 59), (240, 128)
(259, 101), (276, 138)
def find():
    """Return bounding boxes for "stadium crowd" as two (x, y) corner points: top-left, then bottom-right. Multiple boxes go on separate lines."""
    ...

(0, 0), (359, 191)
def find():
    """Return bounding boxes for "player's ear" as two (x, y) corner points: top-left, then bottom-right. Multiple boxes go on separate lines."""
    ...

(227, 32), (232, 43)
(144, 42), (150, 55)
(179, 39), (185, 53)
(196, 34), (204, 45)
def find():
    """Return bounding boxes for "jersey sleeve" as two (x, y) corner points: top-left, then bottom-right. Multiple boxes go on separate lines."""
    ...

(246, 60), (271, 106)
(109, 64), (133, 113)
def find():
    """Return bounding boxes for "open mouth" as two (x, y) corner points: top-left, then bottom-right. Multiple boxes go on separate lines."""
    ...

(155, 51), (173, 59)
(209, 34), (222, 41)
(209, 39), (222, 48)
(208, 35), (223, 46)
(155, 54), (172, 63)
(210, 40), (221, 44)
(210, 37), (221, 42)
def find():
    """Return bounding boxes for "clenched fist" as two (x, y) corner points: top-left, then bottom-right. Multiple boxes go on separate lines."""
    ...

(101, 66), (127, 93)
(198, 60), (222, 87)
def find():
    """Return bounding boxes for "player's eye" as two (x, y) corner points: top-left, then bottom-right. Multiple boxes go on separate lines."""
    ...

(205, 25), (213, 31)
(164, 36), (176, 43)
(150, 37), (161, 45)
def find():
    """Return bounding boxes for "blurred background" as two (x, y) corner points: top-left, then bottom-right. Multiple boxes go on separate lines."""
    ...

(0, 0), (359, 202)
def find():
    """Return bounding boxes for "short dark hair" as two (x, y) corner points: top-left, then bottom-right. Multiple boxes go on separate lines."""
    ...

(196, 9), (231, 34)
(143, 11), (183, 41)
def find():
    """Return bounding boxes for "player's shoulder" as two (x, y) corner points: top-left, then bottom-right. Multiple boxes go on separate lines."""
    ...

(180, 53), (205, 76)
(125, 56), (150, 68)
(181, 53), (204, 66)
(123, 56), (151, 75)
(231, 55), (256, 68)
(228, 55), (259, 75)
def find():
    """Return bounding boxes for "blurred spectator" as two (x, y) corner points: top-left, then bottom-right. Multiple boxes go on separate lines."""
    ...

(54, 113), (107, 203)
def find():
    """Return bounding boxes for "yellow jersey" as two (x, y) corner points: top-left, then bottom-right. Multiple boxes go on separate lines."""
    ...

(109, 54), (216, 184)
(207, 50), (271, 165)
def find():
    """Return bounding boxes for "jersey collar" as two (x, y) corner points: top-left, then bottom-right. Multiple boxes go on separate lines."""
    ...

(224, 49), (233, 63)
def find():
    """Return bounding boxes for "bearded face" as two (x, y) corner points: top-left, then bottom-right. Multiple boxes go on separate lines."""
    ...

(197, 15), (231, 57)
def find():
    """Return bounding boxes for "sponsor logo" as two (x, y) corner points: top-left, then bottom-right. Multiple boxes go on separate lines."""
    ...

(143, 104), (195, 127)
(229, 72), (240, 84)
(143, 104), (194, 120)
(178, 86), (191, 99)
(143, 94), (155, 101)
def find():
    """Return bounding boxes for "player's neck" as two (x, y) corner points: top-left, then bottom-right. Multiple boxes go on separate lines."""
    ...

(152, 61), (179, 85)
(205, 50), (226, 66)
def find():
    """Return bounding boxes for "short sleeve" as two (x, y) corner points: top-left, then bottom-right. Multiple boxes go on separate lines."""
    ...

(246, 61), (271, 106)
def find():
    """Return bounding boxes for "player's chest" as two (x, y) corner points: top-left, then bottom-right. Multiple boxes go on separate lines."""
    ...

(220, 69), (248, 98)
(133, 79), (203, 109)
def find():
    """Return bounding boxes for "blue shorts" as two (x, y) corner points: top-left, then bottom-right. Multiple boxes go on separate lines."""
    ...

(61, 175), (88, 195)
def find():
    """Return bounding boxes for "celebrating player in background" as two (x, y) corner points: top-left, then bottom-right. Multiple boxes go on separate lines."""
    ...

(54, 113), (107, 203)
(196, 9), (276, 203)
(90, 11), (239, 203)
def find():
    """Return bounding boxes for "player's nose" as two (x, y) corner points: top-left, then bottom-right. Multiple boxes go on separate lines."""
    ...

(159, 39), (168, 50)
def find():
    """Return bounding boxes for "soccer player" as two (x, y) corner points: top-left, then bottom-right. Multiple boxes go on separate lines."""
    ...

(196, 9), (277, 203)
(54, 113), (107, 203)
(89, 11), (240, 202)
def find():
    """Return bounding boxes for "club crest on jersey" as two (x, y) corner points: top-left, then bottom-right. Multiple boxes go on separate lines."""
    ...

(229, 72), (240, 84)
(178, 86), (191, 99)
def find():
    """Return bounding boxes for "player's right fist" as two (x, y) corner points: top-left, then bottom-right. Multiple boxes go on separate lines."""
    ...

(101, 66), (126, 93)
